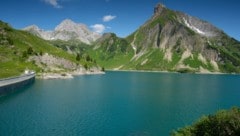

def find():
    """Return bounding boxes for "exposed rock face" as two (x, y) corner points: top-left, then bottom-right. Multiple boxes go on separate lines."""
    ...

(24, 25), (52, 40)
(28, 53), (77, 71)
(93, 3), (240, 73)
(129, 3), (227, 63)
(177, 13), (221, 37)
(154, 3), (166, 16)
(23, 19), (101, 44)
(29, 53), (103, 74)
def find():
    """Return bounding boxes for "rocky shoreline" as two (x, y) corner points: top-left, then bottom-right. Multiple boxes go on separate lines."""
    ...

(38, 70), (105, 79)
(108, 69), (224, 75)
(37, 71), (105, 79)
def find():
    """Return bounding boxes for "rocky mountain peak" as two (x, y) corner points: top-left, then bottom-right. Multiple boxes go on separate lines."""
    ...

(24, 25), (40, 31)
(154, 3), (166, 16)
(57, 19), (76, 27)
(60, 19), (75, 24)
(24, 19), (100, 44)
(55, 19), (87, 32)
(113, 3), (240, 73)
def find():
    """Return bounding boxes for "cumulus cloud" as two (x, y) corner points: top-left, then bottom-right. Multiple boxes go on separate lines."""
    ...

(44, 0), (62, 8)
(90, 24), (106, 33)
(102, 15), (116, 22)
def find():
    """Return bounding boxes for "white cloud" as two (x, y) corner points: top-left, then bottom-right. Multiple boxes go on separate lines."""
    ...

(44, 0), (62, 8)
(106, 26), (111, 29)
(90, 24), (106, 33)
(102, 15), (116, 22)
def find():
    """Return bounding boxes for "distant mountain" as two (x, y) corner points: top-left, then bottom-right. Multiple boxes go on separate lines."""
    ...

(24, 19), (100, 44)
(0, 20), (100, 78)
(90, 3), (240, 73)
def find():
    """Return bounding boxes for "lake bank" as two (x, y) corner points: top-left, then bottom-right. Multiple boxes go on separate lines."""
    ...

(37, 70), (105, 79)
(107, 69), (225, 75)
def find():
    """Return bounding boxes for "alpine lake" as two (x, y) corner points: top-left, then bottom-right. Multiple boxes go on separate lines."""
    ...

(0, 71), (240, 136)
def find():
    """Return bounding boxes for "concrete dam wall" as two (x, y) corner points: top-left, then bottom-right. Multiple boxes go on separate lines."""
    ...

(0, 72), (35, 95)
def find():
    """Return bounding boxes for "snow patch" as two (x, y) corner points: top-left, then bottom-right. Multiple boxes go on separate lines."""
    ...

(183, 18), (205, 35)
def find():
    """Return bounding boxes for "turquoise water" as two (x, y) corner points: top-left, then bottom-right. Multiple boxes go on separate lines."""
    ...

(0, 71), (240, 136)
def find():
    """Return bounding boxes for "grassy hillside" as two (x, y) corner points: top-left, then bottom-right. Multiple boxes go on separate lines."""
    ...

(207, 36), (240, 73)
(88, 33), (134, 69)
(50, 39), (91, 54)
(0, 21), (95, 78)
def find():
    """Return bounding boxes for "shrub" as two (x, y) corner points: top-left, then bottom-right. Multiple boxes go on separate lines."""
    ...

(22, 51), (27, 58)
(101, 67), (105, 72)
(86, 55), (91, 62)
(172, 107), (240, 136)
(84, 63), (88, 70)
(39, 50), (43, 56)
(27, 47), (33, 55)
(76, 53), (81, 61)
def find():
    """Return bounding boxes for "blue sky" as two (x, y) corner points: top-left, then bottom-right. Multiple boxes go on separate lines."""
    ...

(0, 0), (239, 40)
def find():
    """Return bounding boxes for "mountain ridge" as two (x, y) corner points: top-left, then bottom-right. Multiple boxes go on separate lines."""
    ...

(89, 3), (240, 73)
(2, 3), (240, 75)
(23, 19), (100, 44)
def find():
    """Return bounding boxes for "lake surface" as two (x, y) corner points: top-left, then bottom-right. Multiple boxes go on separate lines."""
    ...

(0, 71), (240, 136)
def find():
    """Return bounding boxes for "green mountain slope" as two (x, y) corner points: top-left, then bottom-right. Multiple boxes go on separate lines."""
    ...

(0, 21), (97, 78)
(88, 4), (240, 73)
(50, 39), (91, 54)
(88, 33), (134, 69)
